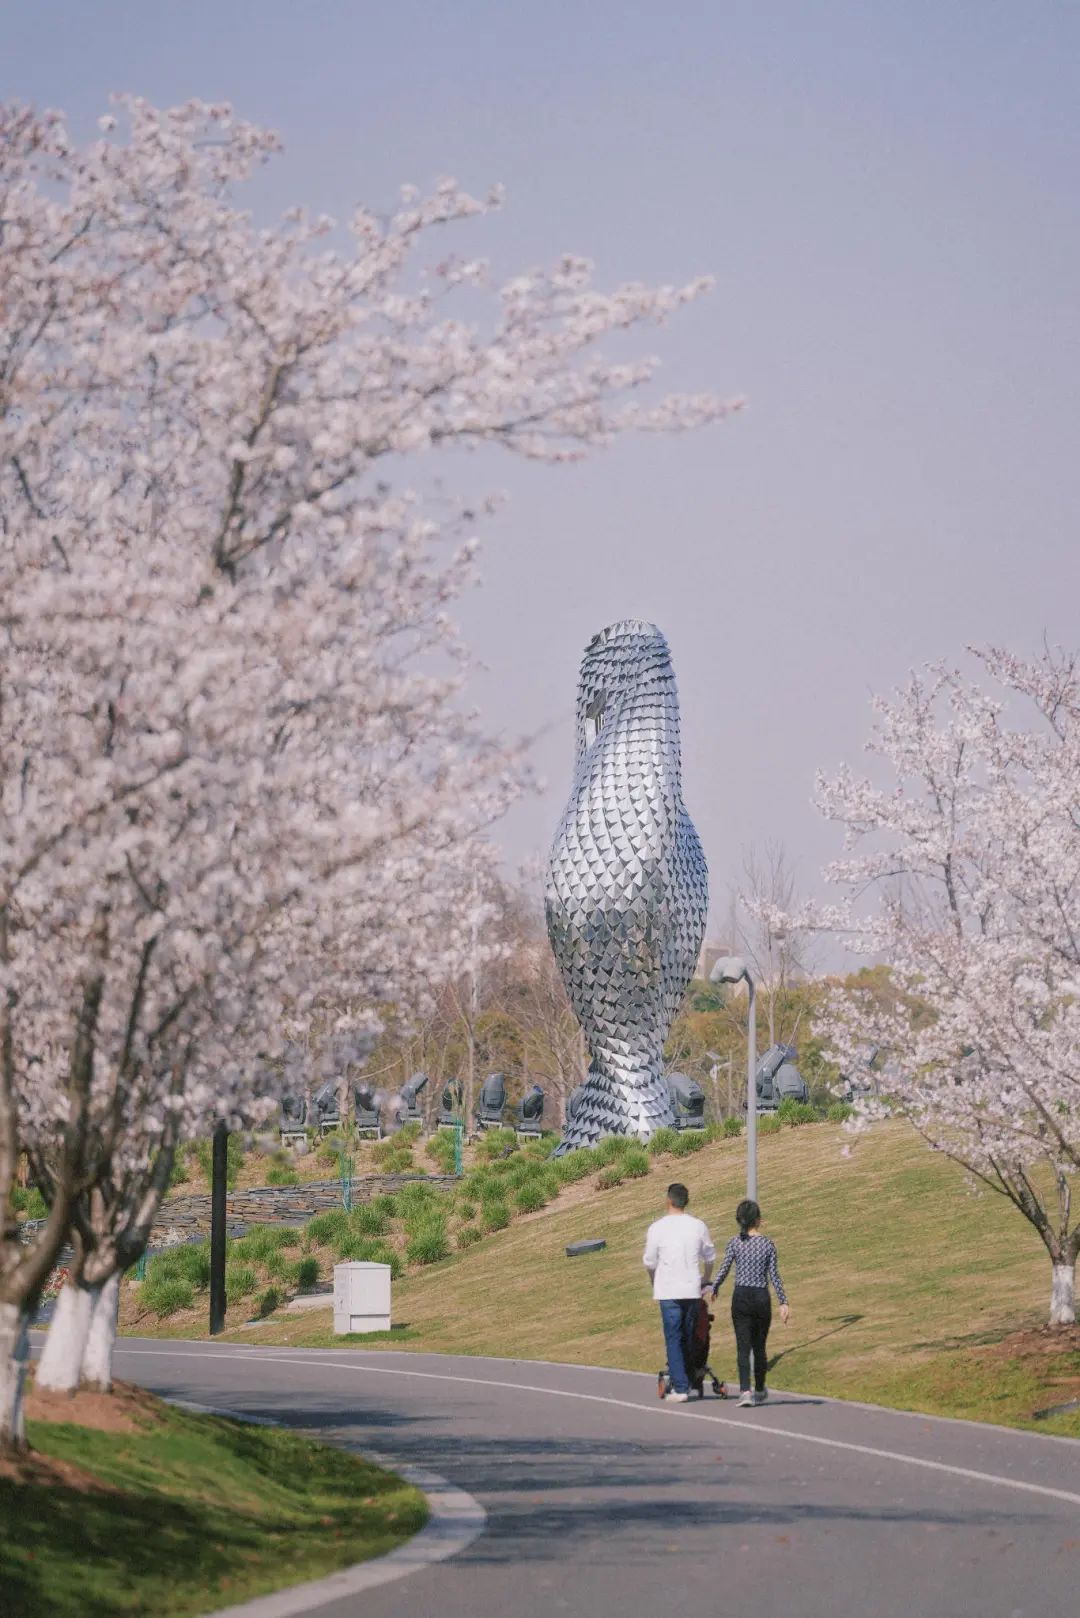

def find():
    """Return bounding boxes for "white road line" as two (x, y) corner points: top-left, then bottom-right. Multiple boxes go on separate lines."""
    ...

(164, 1398), (486, 1617)
(106, 1335), (1080, 1447)
(118, 1344), (1080, 1511)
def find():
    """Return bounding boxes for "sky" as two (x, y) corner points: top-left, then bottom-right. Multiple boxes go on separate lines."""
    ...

(6, 1), (1080, 937)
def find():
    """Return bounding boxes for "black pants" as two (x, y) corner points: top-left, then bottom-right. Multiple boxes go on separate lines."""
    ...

(731, 1285), (772, 1392)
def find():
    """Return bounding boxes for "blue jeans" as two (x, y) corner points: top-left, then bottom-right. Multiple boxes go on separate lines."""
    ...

(659, 1297), (699, 1393)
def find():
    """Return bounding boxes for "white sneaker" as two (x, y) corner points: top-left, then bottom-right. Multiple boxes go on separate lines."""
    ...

(666, 1390), (689, 1403)
(754, 1389), (769, 1406)
(737, 1391), (754, 1408)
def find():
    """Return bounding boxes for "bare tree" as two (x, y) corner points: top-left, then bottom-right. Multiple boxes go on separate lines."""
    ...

(730, 841), (819, 1047)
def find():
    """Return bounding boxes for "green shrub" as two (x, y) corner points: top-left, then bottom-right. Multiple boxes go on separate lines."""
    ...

(456, 1199), (478, 1222)
(368, 1241), (404, 1279)
(262, 1249), (289, 1280)
(703, 1121), (726, 1144)
(291, 1255), (320, 1289)
(597, 1166), (624, 1190)
(776, 1099), (819, 1127)
(827, 1101), (855, 1122)
(395, 1180), (438, 1214)
(457, 1225), (483, 1250)
(593, 1135), (634, 1165)
(504, 1154), (542, 1184)
(406, 1225), (450, 1265)
(266, 1163), (301, 1187)
(150, 1242), (210, 1290)
(372, 1138), (414, 1169)
(224, 1264), (258, 1298)
(552, 1147), (598, 1183)
(142, 1275), (194, 1316)
(621, 1146), (650, 1179)
(647, 1127), (679, 1157)
(166, 1153), (189, 1189)
(479, 1127), (517, 1161)
(307, 1209), (353, 1245)
(478, 1178), (511, 1207)
(539, 1169), (563, 1201)
(426, 1135), (458, 1172)
(513, 1182), (548, 1214)
(350, 1204), (389, 1237)
(758, 1114), (782, 1135)
(480, 1200), (510, 1233)
(371, 1192), (399, 1219)
(672, 1130), (707, 1155)
(235, 1224), (301, 1262)
(334, 1233), (382, 1262)
(256, 1286), (282, 1318)
(722, 1116), (744, 1137)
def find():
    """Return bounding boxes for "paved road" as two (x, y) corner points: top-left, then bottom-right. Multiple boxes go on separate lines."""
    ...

(111, 1338), (1080, 1618)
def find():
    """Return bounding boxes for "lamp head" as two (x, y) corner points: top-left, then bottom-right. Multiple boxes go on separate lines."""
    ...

(710, 955), (750, 986)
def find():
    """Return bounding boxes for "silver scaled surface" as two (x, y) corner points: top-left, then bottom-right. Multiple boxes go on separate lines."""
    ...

(546, 620), (708, 1151)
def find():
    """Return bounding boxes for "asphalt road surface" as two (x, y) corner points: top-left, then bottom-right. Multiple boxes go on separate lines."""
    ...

(111, 1338), (1080, 1618)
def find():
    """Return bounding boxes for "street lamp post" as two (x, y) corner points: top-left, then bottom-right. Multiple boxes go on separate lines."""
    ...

(209, 1119), (229, 1336)
(710, 956), (758, 1201)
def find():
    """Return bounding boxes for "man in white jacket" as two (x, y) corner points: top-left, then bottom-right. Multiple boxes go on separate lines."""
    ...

(643, 1182), (716, 1402)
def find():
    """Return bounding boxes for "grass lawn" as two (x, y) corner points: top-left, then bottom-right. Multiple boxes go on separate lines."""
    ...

(213, 1122), (1080, 1438)
(0, 1383), (427, 1618)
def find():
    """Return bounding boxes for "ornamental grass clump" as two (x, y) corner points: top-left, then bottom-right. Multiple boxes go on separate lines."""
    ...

(142, 1276), (195, 1317)
(406, 1223), (450, 1265)
(480, 1200), (510, 1233)
(620, 1146), (650, 1179)
(291, 1255), (320, 1289)
(513, 1182), (548, 1214)
(224, 1264), (258, 1298)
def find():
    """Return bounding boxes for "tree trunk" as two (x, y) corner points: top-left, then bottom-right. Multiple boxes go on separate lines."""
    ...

(1050, 1260), (1076, 1326)
(81, 1272), (121, 1392)
(35, 1278), (94, 1394)
(0, 1301), (30, 1454)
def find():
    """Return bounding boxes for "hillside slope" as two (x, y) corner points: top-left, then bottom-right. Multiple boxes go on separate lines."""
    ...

(233, 1122), (1080, 1434)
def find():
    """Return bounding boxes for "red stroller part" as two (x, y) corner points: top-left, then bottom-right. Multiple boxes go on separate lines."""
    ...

(658, 1294), (728, 1400)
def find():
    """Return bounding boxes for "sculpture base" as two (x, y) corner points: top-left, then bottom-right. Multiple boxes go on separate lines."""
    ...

(553, 1068), (675, 1154)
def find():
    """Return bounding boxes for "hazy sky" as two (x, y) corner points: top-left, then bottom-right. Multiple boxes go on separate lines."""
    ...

(7, 1), (1080, 934)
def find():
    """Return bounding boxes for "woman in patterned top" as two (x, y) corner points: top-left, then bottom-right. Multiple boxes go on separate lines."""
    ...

(712, 1199), (790, 1407)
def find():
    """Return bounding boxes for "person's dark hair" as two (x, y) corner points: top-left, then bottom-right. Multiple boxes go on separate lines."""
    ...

(667, 1183), (690, 1210)
(736, 1198), (761, 1240)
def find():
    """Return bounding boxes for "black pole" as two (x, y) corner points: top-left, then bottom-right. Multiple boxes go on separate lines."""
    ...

(209, 1120), (228, 1335)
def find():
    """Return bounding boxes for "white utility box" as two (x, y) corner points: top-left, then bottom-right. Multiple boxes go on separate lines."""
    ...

(333, 1261), (391, 1335)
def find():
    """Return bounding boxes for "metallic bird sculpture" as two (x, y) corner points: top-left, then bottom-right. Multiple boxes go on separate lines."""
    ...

(546, 620), (708, 1151)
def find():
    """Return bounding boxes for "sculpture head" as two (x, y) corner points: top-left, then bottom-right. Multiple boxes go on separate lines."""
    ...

(575, 619), (676, 757)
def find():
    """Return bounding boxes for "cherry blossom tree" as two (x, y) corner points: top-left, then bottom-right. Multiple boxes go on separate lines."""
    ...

(806, 648), (1080, 1326)
(0, 96), (734, 1443)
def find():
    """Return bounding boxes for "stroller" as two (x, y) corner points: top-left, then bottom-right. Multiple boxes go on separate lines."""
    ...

(658, 1293), (728, 1400)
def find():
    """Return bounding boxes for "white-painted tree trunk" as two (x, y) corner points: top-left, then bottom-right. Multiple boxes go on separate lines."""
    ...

(0, 1301), (31, 1453)
(1049, 1261), (1076, 1326)
(81, 1273), (121, 1392)
(35, 1280), (94, 1394)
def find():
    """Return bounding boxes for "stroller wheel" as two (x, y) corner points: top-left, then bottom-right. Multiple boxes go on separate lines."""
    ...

(657, 1372), (667, 1401)
(712, 1379), (725, 1397)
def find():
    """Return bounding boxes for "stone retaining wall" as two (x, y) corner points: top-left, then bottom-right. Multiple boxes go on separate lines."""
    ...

(18, 1173), (460, 1249)
(157, 1173), (460, 1232)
